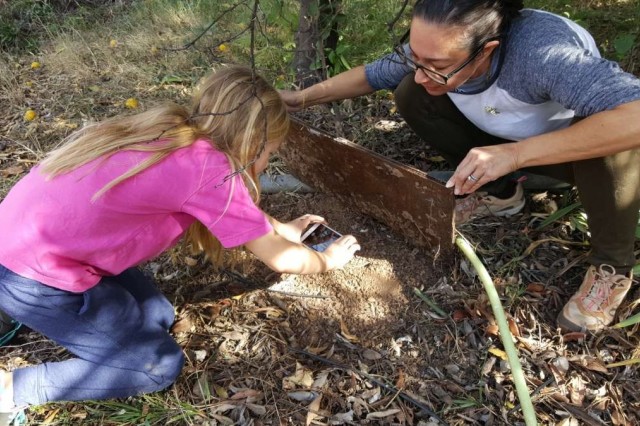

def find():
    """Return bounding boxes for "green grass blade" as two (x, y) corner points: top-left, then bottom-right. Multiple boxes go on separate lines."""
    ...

(612, 312), (640, 328)
(535, 202), (582, 231)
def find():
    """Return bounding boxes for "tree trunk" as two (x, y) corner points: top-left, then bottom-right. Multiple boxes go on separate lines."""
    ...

(292, 0), (322, 88)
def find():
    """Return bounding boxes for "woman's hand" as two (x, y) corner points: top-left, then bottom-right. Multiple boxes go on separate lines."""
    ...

(446, 142), (520, 195)
(278, 90), (306, 113)
(274, 214), (325, 243)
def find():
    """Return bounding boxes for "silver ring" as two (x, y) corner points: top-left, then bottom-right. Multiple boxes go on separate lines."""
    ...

(467, 174), (478, 182)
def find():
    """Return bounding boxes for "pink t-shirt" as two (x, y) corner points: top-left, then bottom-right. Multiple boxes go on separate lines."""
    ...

(0, 139), (272, 292)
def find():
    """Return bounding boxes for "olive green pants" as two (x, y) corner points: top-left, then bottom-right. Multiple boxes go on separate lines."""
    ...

(394, 75), (640, 273)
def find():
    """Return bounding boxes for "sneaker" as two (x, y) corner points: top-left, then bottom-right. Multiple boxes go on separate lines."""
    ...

(454, 182), (525, 224)
(0, 371), (24, 426)
(0, 410), (26, 426)
(557, 264), (633, 332)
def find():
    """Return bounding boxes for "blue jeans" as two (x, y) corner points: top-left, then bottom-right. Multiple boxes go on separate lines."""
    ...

(0, 264), (184, 405)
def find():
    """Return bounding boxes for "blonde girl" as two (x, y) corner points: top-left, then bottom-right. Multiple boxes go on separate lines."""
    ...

(0, 65), (359, 422)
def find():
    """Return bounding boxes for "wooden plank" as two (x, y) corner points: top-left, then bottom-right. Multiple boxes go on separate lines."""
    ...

(281, 119), (455, 259)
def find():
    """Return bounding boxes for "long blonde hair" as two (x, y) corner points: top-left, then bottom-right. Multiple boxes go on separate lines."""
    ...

(41, 65), (290, 264)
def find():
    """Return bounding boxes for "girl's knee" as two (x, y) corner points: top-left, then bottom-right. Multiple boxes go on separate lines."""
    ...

(144, 343), (185, 391)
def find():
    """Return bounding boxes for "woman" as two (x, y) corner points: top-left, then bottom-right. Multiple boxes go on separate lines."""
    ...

(280, 0), (640, 332)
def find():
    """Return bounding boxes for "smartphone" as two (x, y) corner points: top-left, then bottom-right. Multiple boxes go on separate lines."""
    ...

(301, 223), (342, 252)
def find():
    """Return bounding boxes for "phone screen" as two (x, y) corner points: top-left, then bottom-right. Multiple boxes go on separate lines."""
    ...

(301, 223), (342, 252)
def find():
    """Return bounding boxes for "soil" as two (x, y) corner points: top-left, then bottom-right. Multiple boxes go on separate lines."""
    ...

(261, 192), (447, 347)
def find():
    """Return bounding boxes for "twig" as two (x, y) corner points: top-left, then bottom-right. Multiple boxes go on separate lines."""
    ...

(386, 0), (410, 33)
(265, 288), (329, 299)
(413, 287), (447, 318)
(291, 348), (449, 425)
(507, 376), (554, 416)
(165, 0), (248, 51)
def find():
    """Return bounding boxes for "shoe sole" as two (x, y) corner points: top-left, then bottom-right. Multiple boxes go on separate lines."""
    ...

(556, 312), (584, 332)
(557, 311), (609, 333)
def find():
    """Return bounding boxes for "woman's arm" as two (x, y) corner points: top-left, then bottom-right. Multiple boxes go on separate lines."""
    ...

(516, 99), (640, 167)
(279, 66), (375, 112)
(447, 100), (640, 195)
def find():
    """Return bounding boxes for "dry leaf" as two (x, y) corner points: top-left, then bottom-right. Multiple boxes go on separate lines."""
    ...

(610, 405), (628, 426)
(171, 316), (193, 333)
(549, 356), (570, 384)
(330, 411), (354, 423)
(362, 349), (382, 360)
(452, 309), (470, 321)
(312, 370), (329, 389)
(209, 413), (235, 425)
(568, 355), (609, 373)
(0, 165), (24, 177)
(488, 347), (508, 360)
(253, 307), (284, 319)
(562, 332), (586, 342)
(526, 282), (546, 293)
(567, 376), (586, 405)
(211, 403), (237, 414)
(42, 408), (60, 424)
(485, 324), (500, 336)
(230, 388), (262, 401)
(246, 403), (266, 416)
(395, 368), (406, 389)
(557, 417), (579, 426)
(366, 409), (401, 420)
(361, 387), (382, 404)
(214, 384), (229, 399)
(340, 319), (360, 342)
(508, 318), (521, 337)
(288, 391), (317, 402)
(481, 356), (497, 376)
(306, 394), (323, 426)
(283, 362), (314, 390)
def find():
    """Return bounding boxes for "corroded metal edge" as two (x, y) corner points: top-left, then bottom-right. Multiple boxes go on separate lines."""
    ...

(281, 119), (455, 259)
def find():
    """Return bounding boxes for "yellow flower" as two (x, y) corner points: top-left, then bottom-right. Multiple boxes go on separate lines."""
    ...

(124, 98), (139, 109)
(218, 44), (228, 52)
(150, 46), (159, 55)
(25, 81), (34, 87)
(24, 109), (37, 121)
(30, 61), (41, 70)
(109, 39), (118, 48)
(276, 74), (285, 81)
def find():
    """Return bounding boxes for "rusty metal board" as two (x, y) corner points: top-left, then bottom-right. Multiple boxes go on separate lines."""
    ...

(281, 119), (455, 259)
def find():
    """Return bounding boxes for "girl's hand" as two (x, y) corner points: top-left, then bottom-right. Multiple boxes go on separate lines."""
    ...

(323, 235), (361, 270)
(276, 214), (325, 243)
(446, 142), (520, 195)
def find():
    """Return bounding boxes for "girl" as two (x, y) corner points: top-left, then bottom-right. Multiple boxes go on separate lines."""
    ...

(0, 65), (360, 423)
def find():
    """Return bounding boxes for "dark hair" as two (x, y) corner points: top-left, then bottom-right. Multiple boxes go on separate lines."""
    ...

(413, 0), (523, 51)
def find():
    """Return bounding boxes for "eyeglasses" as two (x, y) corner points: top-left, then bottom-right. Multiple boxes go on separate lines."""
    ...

(392, 30), (496, 85)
